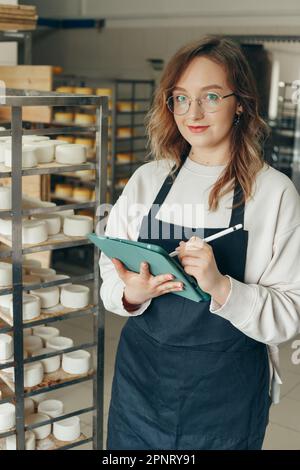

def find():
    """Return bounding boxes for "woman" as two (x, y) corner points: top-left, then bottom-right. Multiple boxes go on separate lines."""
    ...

(99, 35), (300, 450)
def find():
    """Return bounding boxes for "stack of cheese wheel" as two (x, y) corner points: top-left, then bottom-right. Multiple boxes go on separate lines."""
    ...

(0, 186), (11, 210)
(55, 144), (87, 165)
(63, 215), (93, 237)
(0, 261), (12, 287)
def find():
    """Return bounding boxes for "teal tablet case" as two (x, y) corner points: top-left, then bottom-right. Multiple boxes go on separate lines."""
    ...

(89, 233), (211, 303)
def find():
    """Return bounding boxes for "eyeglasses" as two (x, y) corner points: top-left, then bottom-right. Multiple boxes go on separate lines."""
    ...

(166, 91), (236, 115)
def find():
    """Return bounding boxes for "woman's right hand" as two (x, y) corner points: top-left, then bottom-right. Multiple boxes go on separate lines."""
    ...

(111, 258), (184, 305)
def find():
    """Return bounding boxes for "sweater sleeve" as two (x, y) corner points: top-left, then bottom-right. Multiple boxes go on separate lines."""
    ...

(210, 180), (300, 346)
(98, 170), (152, 317)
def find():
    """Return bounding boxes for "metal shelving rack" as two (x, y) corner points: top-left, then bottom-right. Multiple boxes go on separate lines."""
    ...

(0, 88), (108, 450)
(0, 31), (32, 65)
(52, 76), (155, 204)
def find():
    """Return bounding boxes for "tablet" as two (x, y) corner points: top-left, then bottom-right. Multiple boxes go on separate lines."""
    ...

(89, 233), (211, 303)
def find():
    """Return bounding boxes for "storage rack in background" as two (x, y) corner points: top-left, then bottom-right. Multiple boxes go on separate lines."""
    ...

(265, 81), (300, 179)
(52, 76), (155, 205)
(0, 88), (108, 450)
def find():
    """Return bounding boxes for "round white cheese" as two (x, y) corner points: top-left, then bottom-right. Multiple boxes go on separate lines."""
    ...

(29, 267), (56, 281)
(38, 399), (64, 418)
(46, 336), (74, 351)
(0, 333), (13, 361)
(29, 286), (60, 308)
(63, 215), (93, 237)
(32, 213), (61, 235)
(53, 416), (80, 442)
(55, 144), (87, 165)
(4, 144), (38, 168)
(0, 403), (15, 432)
(23, 362), (44, 388)
(62, 349), (91, 375)
(32, 326), (60, 345)
(0, 186), (11, 210)
(22, 220), (48, 244)
(60, 284), (90, 309)
(0, 261), (12, 287)
(24, 335), (43, 355)
(31, 141), (55, 164)
(25, 413), (51, 439)
(6, 430), (35, 450)
(32, 347), (61, 373)
(9, 294), (41, 321)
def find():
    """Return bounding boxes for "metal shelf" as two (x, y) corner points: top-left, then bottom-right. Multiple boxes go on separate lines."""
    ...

(0, 88), (107, 450)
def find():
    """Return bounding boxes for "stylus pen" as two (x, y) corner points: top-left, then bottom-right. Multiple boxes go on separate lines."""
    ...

(169, 223), (243, 257)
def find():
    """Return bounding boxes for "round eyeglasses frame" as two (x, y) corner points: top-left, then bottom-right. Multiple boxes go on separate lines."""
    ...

(166, 91), (236, 115)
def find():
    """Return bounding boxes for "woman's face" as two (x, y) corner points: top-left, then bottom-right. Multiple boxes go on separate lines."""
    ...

(172, 56), (242, 152)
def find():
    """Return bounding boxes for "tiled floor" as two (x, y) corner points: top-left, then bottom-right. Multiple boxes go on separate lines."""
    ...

(30, 311), (300, 450)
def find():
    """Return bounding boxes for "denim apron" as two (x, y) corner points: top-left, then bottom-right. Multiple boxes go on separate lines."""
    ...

(107, 156), (271, 450)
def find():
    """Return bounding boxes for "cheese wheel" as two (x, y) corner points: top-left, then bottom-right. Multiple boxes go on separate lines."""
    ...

(95, 88), (112, 97)
(0, 294), (12, 309)
(117, 127), (133, 138)
(22, 135), (50, 143)
(6, 430), (35, 450)
(32, 214), (61, 235)
(46, 336), (73, 351)
(63, 215), (93, 237)
(74, 87), (93, 95)
(4, 144), (38, 168)
(0, 334), (13, 361)
(53, 416), (80, 442)
(30, 286), (59, 308)
(54, 183), (73, 198)
(0, 403), (15, 432)
(62, 349), (91, 375)
(55, 144), (87, 165)
(38, 399), (64, 418)
(0, 262), (12, 287)
(32, 326), (60, 345)
(22, 220), (48, 245)
(24, 398), (35, 416)
(0, 186), (11, 210)
(29, 267), (56, 281)
(55, 86), (74, 93)
(24, 335), (43, 355)
(9, 294), (41, 321)
(72, 187), (92, 202)
(23, 274), (41, 286)
(32, 347), (60, 373)
(54, 112), (74, 123)
(25, 413), (51, 439)
(56, 135), (75, 144)
(74, 137), (94, 149)
(31, 141), (55, 164)
(74, 113), (95, 125)
(60, 284), (90, 309)
(22, 258), (42, 274)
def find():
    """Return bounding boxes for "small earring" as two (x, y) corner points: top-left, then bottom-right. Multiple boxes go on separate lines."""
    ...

(234, 114), (241, 126)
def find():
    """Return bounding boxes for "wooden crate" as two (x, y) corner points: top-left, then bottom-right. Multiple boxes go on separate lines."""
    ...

(0, 66), (53, 123)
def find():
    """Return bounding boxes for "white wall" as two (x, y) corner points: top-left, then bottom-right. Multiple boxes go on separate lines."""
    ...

(0, 0), (18, 65)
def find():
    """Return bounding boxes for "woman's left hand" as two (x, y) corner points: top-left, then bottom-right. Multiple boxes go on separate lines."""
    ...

(176, 236), (231, 303)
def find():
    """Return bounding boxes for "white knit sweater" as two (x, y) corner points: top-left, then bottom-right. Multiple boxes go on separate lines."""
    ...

(99, 156), (300, 404)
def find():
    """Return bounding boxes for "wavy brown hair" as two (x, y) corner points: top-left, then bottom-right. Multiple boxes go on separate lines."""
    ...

(146, 35), (270, 210)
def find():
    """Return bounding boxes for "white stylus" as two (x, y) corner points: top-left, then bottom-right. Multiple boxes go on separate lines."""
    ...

(169, 223), (243, 257)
